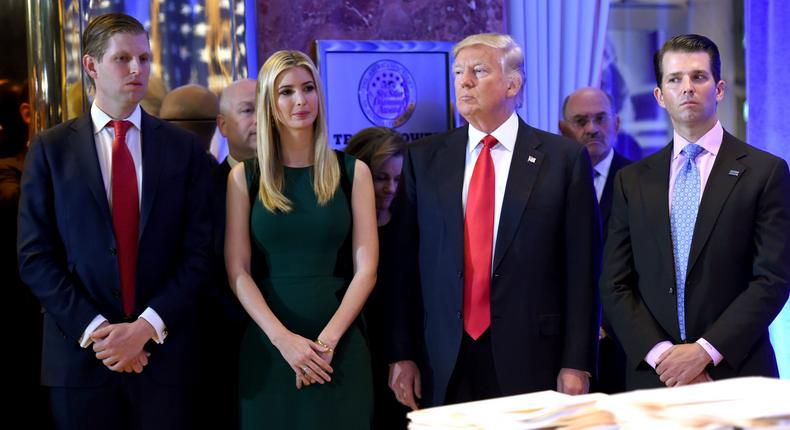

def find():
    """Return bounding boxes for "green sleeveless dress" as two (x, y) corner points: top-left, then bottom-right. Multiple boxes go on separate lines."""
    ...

(239, 156), (373, 429)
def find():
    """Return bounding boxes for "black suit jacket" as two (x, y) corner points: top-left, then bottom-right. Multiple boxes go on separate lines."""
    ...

(600, 131), (790, 389)
(599, 151), (632, 240)
(17, 109), (212, 388)
(390, 117), (602, 405)
(207, 158), (247, 323)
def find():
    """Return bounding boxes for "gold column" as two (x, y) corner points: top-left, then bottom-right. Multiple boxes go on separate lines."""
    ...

(25, 0), (68, 133)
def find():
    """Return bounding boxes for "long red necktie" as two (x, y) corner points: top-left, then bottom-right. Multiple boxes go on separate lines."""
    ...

(463, 134), (497, 339)
(110, 120), (138, 316)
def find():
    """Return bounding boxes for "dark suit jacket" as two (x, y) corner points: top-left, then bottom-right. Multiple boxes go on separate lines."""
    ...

(206, 157), (246, 326)
(600, 131), (790, 389)
(595, 150), (631, 393)
(390, 117), (602, 406)
(599, 151), (632, 240)
(17, 109), (212, 388)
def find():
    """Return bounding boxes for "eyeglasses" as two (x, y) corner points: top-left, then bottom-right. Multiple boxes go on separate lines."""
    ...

(570, 112), (611, 128)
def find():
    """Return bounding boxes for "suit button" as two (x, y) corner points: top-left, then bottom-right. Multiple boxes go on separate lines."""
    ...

(493, 273), (500, 278)
(112, 289), (121, 298)
(456, 311), (462, 319)
(456, 271), (463, 278)
(109, 247), (117, 256)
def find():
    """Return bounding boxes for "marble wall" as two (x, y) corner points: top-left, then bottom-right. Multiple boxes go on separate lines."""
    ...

(255, 0), (505, 68)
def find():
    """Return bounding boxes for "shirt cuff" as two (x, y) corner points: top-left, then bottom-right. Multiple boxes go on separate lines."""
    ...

(644, 341), (674, 369)
(139, 307), (168, 344)
(79, 314), (108, 348)
(696, 337), (723, 366)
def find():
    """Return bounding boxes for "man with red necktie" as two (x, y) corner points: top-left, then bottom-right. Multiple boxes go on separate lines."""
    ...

(387, 33), (601, 408)
(17, 13), (211, 430)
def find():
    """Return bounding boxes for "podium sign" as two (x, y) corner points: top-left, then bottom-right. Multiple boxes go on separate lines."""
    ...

(316, 40), (459, 149)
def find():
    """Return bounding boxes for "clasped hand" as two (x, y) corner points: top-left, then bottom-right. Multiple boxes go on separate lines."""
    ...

(655, 343), (712, 387)
(91, 320), (153, 373)
(275, 332), (334, 389)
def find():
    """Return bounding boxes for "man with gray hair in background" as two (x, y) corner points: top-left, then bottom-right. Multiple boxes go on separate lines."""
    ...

(388, 33), (601, 408)
(196, 78), (258, 429)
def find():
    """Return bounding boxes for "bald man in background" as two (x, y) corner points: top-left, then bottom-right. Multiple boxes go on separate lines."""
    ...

(160, 84), (220, 152)
(560, 87), (632, 239)
(560, 87), (632, 394)
(196, 79), (257, 428)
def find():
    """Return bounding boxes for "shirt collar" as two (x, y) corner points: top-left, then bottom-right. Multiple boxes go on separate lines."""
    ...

(91, 103), (142, 134)
(226, 153), (241, 168)
(672, 120), (723, 160)
(467, 111), (519, 154)
(594, 148), (614, 177)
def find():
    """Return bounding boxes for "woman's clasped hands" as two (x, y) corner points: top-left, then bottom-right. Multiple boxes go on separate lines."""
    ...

(274, 331), (335, 389)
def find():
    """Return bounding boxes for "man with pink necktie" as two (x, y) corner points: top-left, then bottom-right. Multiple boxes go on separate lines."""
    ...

(17, 13), (211, 430)
(600, 34), (790, 390)
(387, 33), (601, 409)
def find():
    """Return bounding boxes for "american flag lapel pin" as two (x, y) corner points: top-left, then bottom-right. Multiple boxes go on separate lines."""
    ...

(728, 169), (740, 176)
(528, 156), (537, 163)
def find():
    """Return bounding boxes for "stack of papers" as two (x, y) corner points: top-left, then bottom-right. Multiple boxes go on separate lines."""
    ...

(407, 377), (790, 429)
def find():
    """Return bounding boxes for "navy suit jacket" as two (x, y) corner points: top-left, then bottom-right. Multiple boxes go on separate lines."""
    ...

(389, 117), (602, 405)
(17, 109), (212, 387)
(600, 131), (790, 389)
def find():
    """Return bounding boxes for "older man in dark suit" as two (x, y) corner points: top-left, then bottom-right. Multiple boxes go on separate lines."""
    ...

(17, 13), (211, 430)
(196, 78), (257, 429)
(560, 87), (632, 394)
(600, 34), (790, 390)
(388, 33), (601, 408)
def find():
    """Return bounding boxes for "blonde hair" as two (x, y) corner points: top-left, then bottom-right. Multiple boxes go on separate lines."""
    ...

(255, 50), (339, 212)
(453, 33), (525, 101)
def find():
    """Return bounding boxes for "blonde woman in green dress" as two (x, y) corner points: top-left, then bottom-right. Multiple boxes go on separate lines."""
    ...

(225, 50), (378, 429)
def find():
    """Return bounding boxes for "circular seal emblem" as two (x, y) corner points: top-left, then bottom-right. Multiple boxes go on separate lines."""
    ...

(358, 60), (417, 128)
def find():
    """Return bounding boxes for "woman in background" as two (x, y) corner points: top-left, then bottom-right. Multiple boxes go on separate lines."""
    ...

(345, 127), (408, 429)
(225, 50), (378, 429)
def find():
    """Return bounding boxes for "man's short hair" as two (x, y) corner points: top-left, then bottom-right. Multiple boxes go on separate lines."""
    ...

(82, 13), (147, 89)
(653, 34), (721, 88)
(453, 33), (525, 100)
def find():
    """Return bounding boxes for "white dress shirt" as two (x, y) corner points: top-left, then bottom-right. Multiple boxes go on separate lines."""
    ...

(593, 148), (614, 203)
(79, 103), (167, 347)
(462, 112), (519, 252)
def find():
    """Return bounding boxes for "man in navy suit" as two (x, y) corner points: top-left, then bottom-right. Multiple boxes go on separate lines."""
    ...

(388, 33), (601, 408)
(17, 13), (211, 430)
(560, 87), (632, 393)
(600, 34), (790, 389)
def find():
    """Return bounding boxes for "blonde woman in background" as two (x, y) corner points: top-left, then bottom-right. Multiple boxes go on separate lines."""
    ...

(225, 51), (378, 429)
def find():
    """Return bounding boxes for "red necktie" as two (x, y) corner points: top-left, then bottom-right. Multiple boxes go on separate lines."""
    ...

(110, 120), (138, 316)
(463, 134), (497, 339)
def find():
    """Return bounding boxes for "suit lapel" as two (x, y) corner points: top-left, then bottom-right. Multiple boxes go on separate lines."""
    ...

(687, 132), (746, 273)
(435, 127), (468, 273)
(600, 153), (620, 228)
(493, 120), (543, 271)
(641, 143), (675, 269)
(70, 113), (112, 221)
(139, 111), (163, 237)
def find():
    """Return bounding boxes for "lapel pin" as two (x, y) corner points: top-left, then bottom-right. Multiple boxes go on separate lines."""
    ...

(728, 169), (740, 176)
(528, 156), (537, 163)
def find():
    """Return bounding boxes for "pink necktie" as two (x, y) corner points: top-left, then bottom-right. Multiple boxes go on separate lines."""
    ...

(463, 135), (497, 339)
(110, 120), (138, 316)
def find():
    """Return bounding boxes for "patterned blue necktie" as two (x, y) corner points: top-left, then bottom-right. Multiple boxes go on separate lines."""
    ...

(670, 143), (704, 341)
